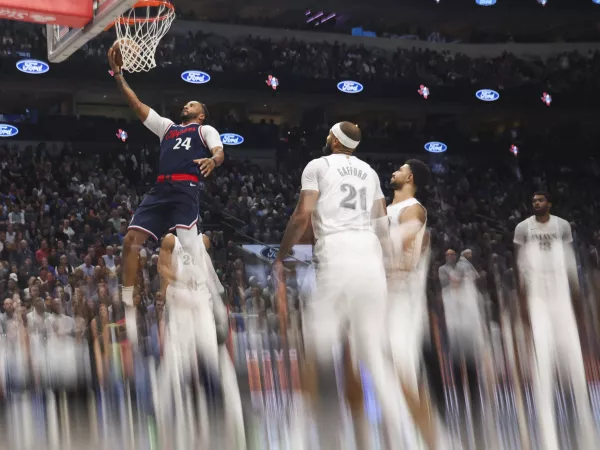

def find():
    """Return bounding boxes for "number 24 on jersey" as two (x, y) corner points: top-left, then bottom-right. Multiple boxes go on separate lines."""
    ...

(173, 137), (192, 150)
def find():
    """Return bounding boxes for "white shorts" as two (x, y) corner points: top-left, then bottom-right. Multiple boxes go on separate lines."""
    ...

(302, 231), (388, 366)
(387, 275), (427, 386)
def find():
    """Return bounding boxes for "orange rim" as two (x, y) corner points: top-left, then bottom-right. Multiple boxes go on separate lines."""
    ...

(105, 0), (174, 30)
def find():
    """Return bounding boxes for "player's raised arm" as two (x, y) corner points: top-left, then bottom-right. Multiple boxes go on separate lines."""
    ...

(108, 46), (151, 123)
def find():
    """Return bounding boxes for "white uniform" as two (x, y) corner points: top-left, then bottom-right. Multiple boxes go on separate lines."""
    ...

(386, 198), (429, 392)
(514, 215), (595, 450)
(158, 233), (245, 450)
(300, 154), (411, 447)
(163, 234), (218, 381)
(442, 255), (487, 361)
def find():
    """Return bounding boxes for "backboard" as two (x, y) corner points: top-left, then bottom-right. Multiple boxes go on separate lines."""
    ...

(47, 0), (138, 63)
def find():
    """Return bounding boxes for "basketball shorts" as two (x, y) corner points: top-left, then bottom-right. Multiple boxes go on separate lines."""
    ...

(387, 276), (427, 390)
(302, 231), (388, 367)
(129, 181), (199, 240)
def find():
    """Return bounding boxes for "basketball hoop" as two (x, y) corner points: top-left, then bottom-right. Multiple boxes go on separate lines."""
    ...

(110, 0), (175, 73)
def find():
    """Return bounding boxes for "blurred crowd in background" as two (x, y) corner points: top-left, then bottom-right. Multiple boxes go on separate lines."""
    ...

(2, 20), (600, 98)
(177, 8), (600, 44)
(2, 131), (600, 371)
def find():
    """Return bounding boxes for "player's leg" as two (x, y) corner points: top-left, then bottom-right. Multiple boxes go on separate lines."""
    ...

(386, 279), (443, 449)
(122, 228), (150, 298)
(301, 293), (343, 403)
(396, 340), (442, 449)
(554, 308), (597, 446)
(348, 272), (419, 448)
(171, 183), (208, 285)
(123, 189), (166, 345)
(218, 344), (247, 450)
(299, 285), (344, 449)
(529, 310), (559, 450)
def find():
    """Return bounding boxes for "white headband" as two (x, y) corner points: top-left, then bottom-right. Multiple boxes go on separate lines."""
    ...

(331, 122), (360, 149)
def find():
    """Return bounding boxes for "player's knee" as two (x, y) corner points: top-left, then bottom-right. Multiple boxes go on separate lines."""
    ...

(124, 229), (146, 251)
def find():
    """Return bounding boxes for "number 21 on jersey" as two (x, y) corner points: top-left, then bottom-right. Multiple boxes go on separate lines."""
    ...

(173, 137), (192, 150)
(340, 183), (367, 211)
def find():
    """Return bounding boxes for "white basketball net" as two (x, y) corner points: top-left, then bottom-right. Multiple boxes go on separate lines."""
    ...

(114, 1), (175, 73)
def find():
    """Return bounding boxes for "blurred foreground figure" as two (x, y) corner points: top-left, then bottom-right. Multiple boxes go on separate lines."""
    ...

(274, 122), (411, 448)
(514, 191), (596, 450)
(158, 232), (245, 449)
(384, 160), (447, 449)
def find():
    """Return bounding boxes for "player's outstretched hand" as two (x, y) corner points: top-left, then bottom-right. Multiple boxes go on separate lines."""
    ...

(194, 158), (216, 177)
(107, 46), (121, 73)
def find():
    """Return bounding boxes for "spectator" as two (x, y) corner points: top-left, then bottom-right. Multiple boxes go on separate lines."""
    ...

(26, 297), (48, 335)
(78, 255), (95, 278)
(35, 239), (49, 264)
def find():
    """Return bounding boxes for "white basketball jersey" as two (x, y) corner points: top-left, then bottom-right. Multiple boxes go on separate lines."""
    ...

(387, 197), (427, 273)
(171, 235), (208, 295)
(311, 154), (381, 240)
(519, 215), (568, 274)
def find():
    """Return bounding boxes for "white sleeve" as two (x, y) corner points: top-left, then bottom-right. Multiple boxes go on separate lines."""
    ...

(561, 219), (574, 244)
(372, 169), (384, 201)
(301, 158), (327, 192)
(513, 221), (527, 245)
(143, 109), (174, 141)
(199, 125), (223, 151)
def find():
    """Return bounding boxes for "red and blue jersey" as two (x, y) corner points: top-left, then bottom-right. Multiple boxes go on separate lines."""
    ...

(159, 123), (211, 177)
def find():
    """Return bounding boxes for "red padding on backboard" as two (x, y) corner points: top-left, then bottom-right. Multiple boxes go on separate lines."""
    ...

(0, 0), (93, 28)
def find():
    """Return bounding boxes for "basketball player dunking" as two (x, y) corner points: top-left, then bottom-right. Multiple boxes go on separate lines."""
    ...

(273, 122), (410, 447)
(157, 231), (245, 449)
(108, 46), (224, 343)
(514, 191), (596, 450)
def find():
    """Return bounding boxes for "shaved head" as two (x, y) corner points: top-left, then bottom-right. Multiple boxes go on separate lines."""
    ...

(339, 122), (361, 144)
(324, 121), (362, 155)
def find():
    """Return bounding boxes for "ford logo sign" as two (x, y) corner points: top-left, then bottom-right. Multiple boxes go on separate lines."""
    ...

(181, 70), (211, 84)
(220, 133), (244, 146)
(337, 81), (364, 94)
(16, 59), (49, 74)
(476, 89), (500, 102)
(0, 124), (19, 138)
(424, 142), (447, 153)
(594, 0), (600, 4)
(475, 0), (496, 5)
(261, 246), (294, 260)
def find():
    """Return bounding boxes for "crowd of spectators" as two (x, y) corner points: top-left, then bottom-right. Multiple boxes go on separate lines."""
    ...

(2, 20), (600, 97)
(2, 130), (600, 335)
(179, 9), (600, 45)
(2, 12), (600, 381)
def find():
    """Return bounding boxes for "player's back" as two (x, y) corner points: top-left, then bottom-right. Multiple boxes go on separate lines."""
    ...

(311, 154), (381, 238)
(306, 154), (385, 271)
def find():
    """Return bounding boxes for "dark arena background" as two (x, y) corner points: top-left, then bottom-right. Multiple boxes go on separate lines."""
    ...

(1, 0), (600, 448)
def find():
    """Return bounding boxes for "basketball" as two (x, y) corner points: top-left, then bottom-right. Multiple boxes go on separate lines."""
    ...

(111, 39), (143, 70)
(111, 40), (124, 67)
